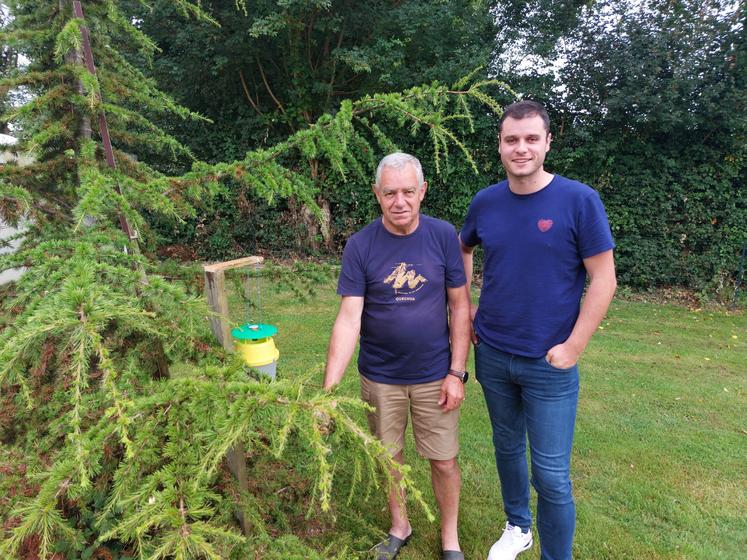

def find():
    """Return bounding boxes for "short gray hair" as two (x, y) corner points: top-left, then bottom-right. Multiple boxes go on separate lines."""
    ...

(374, 152), (424, 189)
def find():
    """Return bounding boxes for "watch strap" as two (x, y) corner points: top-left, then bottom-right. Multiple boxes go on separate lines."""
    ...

(447, 369), (468, 383)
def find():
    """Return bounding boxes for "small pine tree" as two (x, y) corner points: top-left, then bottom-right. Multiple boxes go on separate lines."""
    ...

(1, 2), (509, 558)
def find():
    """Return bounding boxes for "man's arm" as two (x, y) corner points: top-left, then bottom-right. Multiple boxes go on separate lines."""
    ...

(323, 296), (364, 390)
(459, 237), (479, 344)
(438, 284), (470, 411)
(546, 249), (617, 369)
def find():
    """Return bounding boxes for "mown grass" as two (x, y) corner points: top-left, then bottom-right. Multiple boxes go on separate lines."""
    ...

(229, 279), (746, 559)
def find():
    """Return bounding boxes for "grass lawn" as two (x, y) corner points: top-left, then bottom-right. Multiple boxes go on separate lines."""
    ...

(230, 278), (746, 559)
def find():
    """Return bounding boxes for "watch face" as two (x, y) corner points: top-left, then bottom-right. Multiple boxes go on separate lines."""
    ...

(449, 370), (468, 383)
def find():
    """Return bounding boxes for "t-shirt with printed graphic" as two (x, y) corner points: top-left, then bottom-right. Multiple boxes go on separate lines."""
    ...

(460, 175), (615, 358)
(338, 214), (467, 385)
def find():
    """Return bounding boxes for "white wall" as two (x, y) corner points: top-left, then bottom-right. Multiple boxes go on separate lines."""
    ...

(1, 135), (30, 285)
(0, 220), (26, 284)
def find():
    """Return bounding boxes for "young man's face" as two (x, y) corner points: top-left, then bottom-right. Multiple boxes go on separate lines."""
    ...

(374, 164), (427, 235)
(498, 114), (552, 181)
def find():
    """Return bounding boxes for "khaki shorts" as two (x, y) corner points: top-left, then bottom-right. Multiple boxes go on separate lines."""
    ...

(360, 375), (460, 461)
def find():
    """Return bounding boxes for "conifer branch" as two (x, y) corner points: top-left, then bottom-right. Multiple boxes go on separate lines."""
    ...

(161, 78), (510, 210)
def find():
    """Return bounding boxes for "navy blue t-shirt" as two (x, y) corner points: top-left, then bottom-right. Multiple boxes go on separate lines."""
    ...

(337, 215), (467, 384)
(460, 175), (615, 358)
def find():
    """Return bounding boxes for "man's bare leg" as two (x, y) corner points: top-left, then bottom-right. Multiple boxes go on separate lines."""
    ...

(431, 457), (461, 551)
(387, 450), (412, 539)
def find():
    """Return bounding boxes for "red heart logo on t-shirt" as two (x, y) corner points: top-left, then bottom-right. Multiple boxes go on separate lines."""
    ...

(538, 219), (553, 232)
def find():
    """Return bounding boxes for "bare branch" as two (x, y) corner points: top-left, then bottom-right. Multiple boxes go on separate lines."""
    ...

(238, 69), (263, 116)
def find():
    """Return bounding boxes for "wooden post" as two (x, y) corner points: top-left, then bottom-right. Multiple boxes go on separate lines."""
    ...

(203, 256), (264, 352)
(226, 444), (250, 535)
(204, 268), (233, 351)
(202, 255), (264, 536)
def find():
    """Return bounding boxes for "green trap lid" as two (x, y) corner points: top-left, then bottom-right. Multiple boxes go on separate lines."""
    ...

(232, 323), (278, 340)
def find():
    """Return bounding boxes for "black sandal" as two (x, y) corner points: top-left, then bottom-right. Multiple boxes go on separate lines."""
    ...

(442, 551), (464, 560)
(371, 532), (412, 560)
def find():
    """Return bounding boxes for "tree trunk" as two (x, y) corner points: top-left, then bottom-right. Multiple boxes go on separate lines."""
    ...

(293, 158), (333, 252)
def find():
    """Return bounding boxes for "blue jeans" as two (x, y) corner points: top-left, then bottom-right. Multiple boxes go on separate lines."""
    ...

(475, 341), (579, 560)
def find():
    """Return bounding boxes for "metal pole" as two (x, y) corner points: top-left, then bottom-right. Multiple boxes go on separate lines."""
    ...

(72, 1), (132, 239)
(72, 1), (169, 379)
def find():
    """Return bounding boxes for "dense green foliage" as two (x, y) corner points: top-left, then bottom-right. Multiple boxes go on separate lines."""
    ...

(128, 0), (745, 293)
(128, 0), (504, 253)
(545, 0), (746, 294)
(131, 0), (497, 153)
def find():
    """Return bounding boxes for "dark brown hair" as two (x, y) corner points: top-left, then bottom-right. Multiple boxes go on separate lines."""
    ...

(498, 100), (550, 133)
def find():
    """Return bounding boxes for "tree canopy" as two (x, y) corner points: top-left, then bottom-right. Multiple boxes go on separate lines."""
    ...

(545, 0), (746, 291)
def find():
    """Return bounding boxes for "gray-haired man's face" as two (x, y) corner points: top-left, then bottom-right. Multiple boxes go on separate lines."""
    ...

(374, 164), (427, 236)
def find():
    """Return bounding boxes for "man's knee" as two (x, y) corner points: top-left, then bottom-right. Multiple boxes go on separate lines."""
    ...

(430, 457), (459, 477)
(493, 435), (526, 458)
(531, 468), (573, 504)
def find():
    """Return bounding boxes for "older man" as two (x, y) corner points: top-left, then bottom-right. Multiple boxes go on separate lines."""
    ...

(324, 152), (470, 560)
(460, 100), (617, 560)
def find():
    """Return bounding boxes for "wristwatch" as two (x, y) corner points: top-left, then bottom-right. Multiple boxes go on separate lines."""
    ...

(447, 369), (469, 383)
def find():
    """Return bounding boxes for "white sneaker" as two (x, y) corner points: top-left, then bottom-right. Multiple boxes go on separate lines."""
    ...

(487, 522), (533, 560)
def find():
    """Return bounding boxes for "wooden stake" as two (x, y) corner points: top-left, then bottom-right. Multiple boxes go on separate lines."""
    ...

(202, 255), (265, 536)
(203, 268), (233, 352)
(203, 256), (264, 351)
